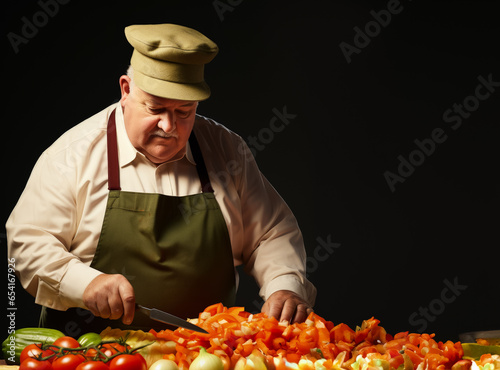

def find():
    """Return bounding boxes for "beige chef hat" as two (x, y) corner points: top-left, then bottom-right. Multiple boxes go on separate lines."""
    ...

(125, 23), (218, 101)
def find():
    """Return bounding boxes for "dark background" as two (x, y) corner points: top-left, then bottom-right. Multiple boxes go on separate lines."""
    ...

(2, 0), (499, 346)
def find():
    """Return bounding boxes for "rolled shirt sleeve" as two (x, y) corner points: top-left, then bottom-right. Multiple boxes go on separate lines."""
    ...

(6, 107), (112, 311)
(7, 151), (104, 310)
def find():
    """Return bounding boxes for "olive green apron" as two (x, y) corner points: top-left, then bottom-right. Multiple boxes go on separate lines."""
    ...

(40, 109), (236, 336)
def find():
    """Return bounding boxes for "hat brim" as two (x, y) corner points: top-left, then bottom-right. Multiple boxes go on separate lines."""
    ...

(134, 69), (211, 101)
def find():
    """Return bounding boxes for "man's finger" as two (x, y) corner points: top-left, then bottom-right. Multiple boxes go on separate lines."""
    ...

(85, 301), (99, 318)
(95, 298), (112, 319)
(291, 303), (310, 323)
(119, 283), (136, 325)
(108, 294), (125, 320)
(267, 302), (283, 321)
(279, 299), (298, 323)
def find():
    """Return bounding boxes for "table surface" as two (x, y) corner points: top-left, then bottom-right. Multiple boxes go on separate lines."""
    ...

(0, 360), (19, 369)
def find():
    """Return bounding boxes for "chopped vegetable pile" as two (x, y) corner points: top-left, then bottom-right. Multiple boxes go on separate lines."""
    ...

(112, 303), (500, 370)
(4, 304), (500, 370)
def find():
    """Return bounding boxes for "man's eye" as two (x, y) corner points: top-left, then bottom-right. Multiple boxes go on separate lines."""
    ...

(176, 110), (191, 118)
(147, 106), (163, 114)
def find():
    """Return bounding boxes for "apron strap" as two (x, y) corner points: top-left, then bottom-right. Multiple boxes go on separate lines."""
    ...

(107, 109), (121, 190)
(106, 109), (213, 193)
(189, 132), (214, 193)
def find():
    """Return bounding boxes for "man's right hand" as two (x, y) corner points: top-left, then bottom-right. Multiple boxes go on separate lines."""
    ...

(82, 274), (135, 325)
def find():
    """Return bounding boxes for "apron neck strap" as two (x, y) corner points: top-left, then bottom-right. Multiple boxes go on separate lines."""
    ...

(107, 109), (121, 190)
(106, 109), (214, 193)
(189, 131), (214, 193)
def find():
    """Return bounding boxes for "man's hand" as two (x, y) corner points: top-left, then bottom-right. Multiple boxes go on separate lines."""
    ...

(82, 274), (135, 325)
(261, 290), (313, 324)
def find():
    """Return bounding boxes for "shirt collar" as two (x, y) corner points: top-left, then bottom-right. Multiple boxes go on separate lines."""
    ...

(114, 103), (196, 167)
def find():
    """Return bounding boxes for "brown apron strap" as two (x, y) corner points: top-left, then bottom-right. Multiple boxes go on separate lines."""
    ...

(189, 132), (214, 193)
(107, 109), (121, 190)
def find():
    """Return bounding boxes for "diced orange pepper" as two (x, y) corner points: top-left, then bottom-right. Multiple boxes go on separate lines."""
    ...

(296, 340), (316, 355)
(255, 327), (274, 346)
(317, 327), (330, 347)
(175, 344), (192, 358)
(282, 325), (295, 340)
(273, 337), (287, 351)
(226, 306), (245, 315)
(202, 312), (244, 334)
(323, 359), (333, 368)
(203, 302), (226, 316)
(331, 323), (356, 343)
(176, 327), (195, 339)
(320, 342), (338, 359)
(263, 316), (284, 333)
(404, 349), (424, 367)
(385, 337), (407, 351)
(276, 349), (287, 358)
(336, 341), (354, 355)
(286, 351), (301, 364)
(288, 338), (298, 352)
(155, 329), (180, 341)
(162, 353), (176, 361)
(241, 340), (254, 357)
(388, 354), (405, 369)
(256, 338), (270, 355)
(354, 327), (371, 344)
(358, 345), (379, 357)
(300, 326), (318, 342)
(404, 343), (420, 354)
(394, 331), (409, 339)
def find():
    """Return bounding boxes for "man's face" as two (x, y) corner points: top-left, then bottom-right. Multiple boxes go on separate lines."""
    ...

(119, 76), (198, 164)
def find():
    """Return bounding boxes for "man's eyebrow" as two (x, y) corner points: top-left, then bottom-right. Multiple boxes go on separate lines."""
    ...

(143, 98), (159, 106)
(146, 99), (196, 107)
(180, 102), (197, 107)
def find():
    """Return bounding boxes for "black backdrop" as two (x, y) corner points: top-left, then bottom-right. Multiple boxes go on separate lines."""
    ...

(2, 0), (499, 345)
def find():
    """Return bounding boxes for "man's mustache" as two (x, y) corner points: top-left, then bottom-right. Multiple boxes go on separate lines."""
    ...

(150, 129), (179, 139)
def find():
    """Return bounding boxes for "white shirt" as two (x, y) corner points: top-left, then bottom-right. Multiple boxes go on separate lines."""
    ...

(6, 103), (316, 311)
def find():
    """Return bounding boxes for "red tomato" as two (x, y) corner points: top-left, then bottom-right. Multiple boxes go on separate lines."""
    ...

(53, 337), (81, 349)
(52, 354), (86, 370)
(20, 357), (53, 370)
(76, 361), (109, 370)
(109, 354), (147, 370)
(84, 348), (100, 360)
(20, 344), (55, 364)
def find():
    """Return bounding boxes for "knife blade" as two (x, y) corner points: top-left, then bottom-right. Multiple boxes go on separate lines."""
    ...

(136, 305), (208, 334)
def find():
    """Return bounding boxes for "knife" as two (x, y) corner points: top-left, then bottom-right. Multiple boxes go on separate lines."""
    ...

(136, 304), (208, 334)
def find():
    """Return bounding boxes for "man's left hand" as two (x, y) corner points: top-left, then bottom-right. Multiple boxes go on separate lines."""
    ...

(261, 290), (313, 323)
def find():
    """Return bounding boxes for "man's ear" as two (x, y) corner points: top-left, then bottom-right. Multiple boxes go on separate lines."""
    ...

(119, 75), (132, 107)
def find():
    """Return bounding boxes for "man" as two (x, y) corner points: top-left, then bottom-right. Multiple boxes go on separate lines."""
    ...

(7, 23), (316, 334)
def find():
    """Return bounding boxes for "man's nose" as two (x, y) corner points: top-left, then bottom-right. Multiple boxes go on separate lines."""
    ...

(157, 112), (176, 132)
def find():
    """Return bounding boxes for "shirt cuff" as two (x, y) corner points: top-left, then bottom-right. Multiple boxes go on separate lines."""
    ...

(59, 260), (103, 309)
(260, 274), (317, 307)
